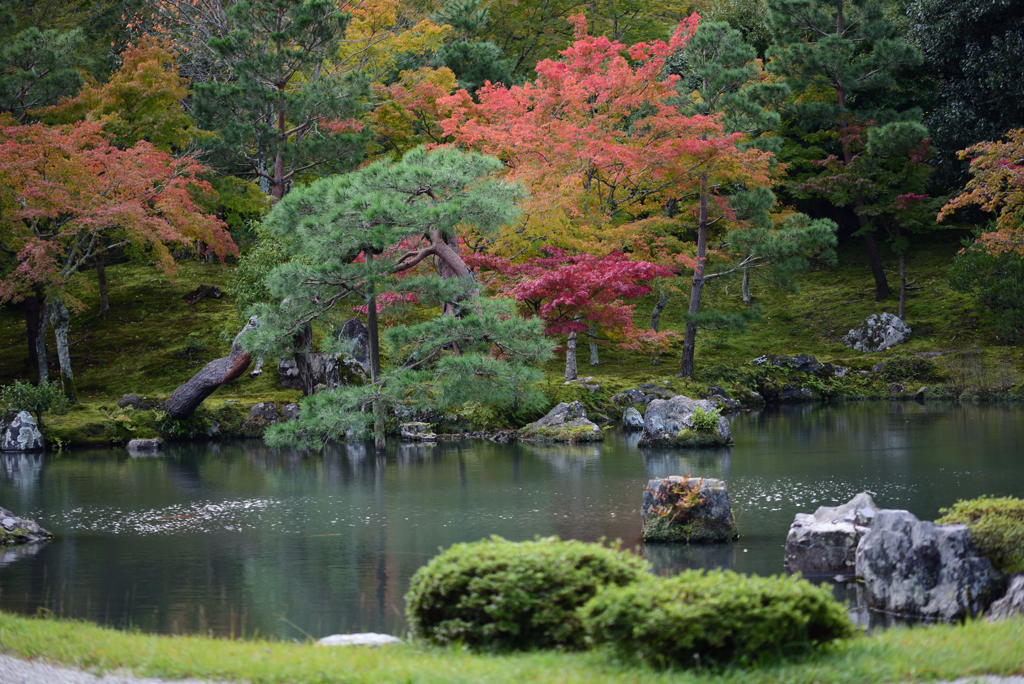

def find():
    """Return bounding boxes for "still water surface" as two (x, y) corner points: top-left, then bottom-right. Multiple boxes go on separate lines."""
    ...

(0, 402), (1021, 639)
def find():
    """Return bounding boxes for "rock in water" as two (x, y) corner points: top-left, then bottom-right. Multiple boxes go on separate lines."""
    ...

(0, 505), (51, 544)
(316, 633), (402, 647)
(1, 412), (43, 452)
(518, 401), (602, 443)
(844, 313), (912, 353)
(988, 574), (1024, 621)
(400, 422), (437, 441)
(621, 407), (644, 431)
(641, 476), (738, 543)
(785, 492), (878, 576)
(126, 438), (164, 456)
(636, 396), (733, 447)
(856, 509), (1002, 620)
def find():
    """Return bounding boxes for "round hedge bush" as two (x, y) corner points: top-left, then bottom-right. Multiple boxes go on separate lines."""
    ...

(405, 536), (649, 651)
(580, 570), (857, 667)
(937, 495), (1024, 574)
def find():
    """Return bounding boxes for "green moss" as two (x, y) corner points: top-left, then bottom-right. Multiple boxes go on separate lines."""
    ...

(641, 510), (738, 543)
(937, 496), (1024, 574)
(518, 423), (603, 443)
(671, 428), (733, 447)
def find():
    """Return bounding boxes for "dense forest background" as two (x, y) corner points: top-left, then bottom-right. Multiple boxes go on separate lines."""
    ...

(1, 0), (1023, 443)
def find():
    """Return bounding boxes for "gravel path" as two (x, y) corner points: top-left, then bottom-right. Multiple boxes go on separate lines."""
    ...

(1, 653), (1021, 684)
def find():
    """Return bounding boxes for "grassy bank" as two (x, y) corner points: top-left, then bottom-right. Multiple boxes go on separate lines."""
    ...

(1, 230), (1022, 446)
(1, 611), (1022, 684)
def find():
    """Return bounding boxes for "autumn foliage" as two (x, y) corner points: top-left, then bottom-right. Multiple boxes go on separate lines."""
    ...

(0, 116), (236, 307)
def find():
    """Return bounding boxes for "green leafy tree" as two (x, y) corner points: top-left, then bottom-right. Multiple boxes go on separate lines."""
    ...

(766, 0), (924, 302)
(192, 0), (371, 202)
(431, 0), (512, 92)
(907, 0), (1024, 190)
(246, 146), (552, 450)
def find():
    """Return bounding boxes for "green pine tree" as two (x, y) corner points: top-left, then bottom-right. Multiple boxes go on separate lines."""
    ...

(766, 0), (924, 302)
(245, 146), (553, 450)
(192, 0), (371, 202)
(0, 9), (84, 123)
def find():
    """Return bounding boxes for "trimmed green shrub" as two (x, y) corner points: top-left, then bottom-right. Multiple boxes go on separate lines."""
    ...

(580, 570), (857, 668)
(880, 355), (936, 383)
(0, 380), (71, 428)
(937, 496), (1024, 574)
(690, 405), (722, 431)
(405, 536), (649, 651)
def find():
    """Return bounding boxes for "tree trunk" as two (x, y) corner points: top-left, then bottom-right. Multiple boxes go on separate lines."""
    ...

(742, 267), (751, 303)
(22, 294), (41, 374)
(96, 255), (109, 318)
(650, 287), (669, 332)
(899, 253), (906, 320)
(36, 300), (50, 385)
(50, 300), (76, 400)
(292, 324), (315, 396)
(165, 317), (259, 418)
(565, 332), (578, 380)
(588, 324), (598, 365)
(679, 175), (709, 378)
(862, 226), (889, 301)
(365, 254), (386, 453)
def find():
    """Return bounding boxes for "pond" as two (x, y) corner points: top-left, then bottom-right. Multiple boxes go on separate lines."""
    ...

(0, 401), (1021, 639)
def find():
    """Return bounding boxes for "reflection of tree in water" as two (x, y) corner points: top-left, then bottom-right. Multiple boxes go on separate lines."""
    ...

(0, 453), (44, 489)
(0, 540), (46, 570)
(640, 447), (732, 479)
(519, 443), (601, 473)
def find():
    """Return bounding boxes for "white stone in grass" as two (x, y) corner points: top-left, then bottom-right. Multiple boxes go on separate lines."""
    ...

(316, 633), (402, 647)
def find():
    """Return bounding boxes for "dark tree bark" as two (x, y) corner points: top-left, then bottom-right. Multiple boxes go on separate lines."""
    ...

(899, 253), (906, 320)
(588, 324), (599, 365)
(36, 301), (50, 384)
(165, 317), (259, 419)
(650, 287), (669, 332)
(679, 174), (710, 378)
(50, 300), (76, 400)
(292, 323), (315, 396)
(96, 255), (109, 318)
(21, 294), (41, 373)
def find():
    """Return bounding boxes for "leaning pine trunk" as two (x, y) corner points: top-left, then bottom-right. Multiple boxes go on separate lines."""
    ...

(50, 300), (76, 400)
(588, 324), (599, 366)
(565, 331), (578, 380)
(165, 317), (259, 419)
(679, 174), (709, 378)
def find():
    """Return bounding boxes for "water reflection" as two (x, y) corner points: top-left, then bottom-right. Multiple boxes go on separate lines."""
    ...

(0, 403), (1021, 638)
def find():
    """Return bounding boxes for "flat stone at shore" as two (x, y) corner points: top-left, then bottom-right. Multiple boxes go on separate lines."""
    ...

(316, 633), (402, 647)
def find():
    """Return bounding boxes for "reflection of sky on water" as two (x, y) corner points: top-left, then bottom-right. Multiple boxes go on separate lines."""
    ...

(0, 402), (1021, 638)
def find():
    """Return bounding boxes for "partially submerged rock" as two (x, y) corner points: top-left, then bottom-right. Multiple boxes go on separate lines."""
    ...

(856, 508), (1002, 621)
(641, 476), (738, 543)
(126, 438), (164, 455)
(316, 633), (402, 647)
(518, 401), (602, 443)
(0, 505), (51, 544)
(751, 354), (847, 378)
(785, 492), (878, 576)
(621, 407), (644, 431)
(844, 313), (911, 353)
(636, 396), (733, 448)
(1, 412), (43, 452)
(400, 422), (437, 442)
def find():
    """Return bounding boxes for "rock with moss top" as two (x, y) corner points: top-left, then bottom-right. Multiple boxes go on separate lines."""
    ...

(641, 476), (738, 543)
(637, 396), (732, 447)
(0, 505), (51, 545)
(519, 401), (602, 443)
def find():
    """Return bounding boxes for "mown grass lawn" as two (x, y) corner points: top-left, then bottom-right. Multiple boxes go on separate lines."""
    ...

(1, 611), (1022, 684)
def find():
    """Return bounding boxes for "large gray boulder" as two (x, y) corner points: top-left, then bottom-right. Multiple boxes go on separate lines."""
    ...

(637, 396), (733, 447)
(518, 401), (602, 443)
(641, 476), (738, 543)
(987, 574), (1024, 622)
(0, 505), (51, 544)
(1, 412), (43, 452)
(278, 353), (367, 392)
(844, 313), (912, 353)
(400, 422), (437, 442)
(856, 509), (1003, 620)
(241, 402), (281, 435)
(126, 438), (164, 456)
(785, 492), (878, 576)
(621, 407), (644, 431)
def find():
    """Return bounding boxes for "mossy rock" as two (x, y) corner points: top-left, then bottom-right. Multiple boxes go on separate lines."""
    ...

(641, 477), (738, 543)
(518, 401), (603, 443)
